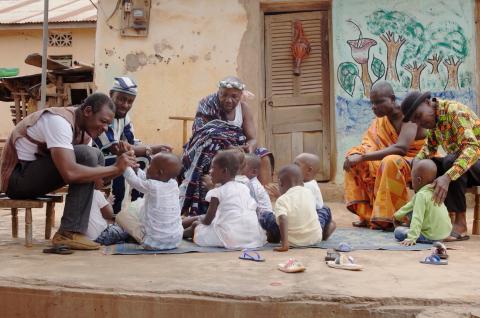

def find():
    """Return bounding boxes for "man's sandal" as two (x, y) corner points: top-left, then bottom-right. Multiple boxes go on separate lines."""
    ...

(42, 245), (74, 255)
(432, 242), (448, 260)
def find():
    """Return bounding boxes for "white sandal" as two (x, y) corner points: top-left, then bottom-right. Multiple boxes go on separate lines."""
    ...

(277, 258), (306, 273)
(327, 255), (363, 271)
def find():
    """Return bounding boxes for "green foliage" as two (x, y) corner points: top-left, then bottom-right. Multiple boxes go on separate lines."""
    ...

(337, 62), (359, 96)
(459, 71), (473, 88)
(426, 21), (468, 59)
(371, 55), (385, 80)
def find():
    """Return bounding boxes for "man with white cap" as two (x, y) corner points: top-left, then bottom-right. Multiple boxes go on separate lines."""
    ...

(93, 76), (172, 213)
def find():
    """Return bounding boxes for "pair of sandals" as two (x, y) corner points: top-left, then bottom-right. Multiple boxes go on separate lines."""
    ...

(238, 250), (306, 273)
(326, 253), (363, 271)
(420, 242), (448, 265)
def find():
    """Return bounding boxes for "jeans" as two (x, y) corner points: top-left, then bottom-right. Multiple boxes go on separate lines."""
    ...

(394, 226), (434, 244)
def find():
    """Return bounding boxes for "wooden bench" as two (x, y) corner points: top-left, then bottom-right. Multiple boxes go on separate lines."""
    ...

(0, 194), (64, 247)
(467, 187), (480, 235)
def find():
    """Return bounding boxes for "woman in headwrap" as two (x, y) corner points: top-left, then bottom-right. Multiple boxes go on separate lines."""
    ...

(180, 76), (274, 216)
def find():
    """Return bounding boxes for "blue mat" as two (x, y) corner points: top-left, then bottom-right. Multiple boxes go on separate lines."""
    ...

(103, 227), (433, 255)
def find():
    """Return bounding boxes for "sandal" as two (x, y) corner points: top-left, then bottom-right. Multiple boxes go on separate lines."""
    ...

(42, 245), (74, 255)
(432, 242), (448, 260)
(420, 254), (448, 265)
(352, 220), (368, 228)
(327, 255), (363, 271)
(335, 242), (352, 252)
(239, 249), (265, 262)
(444, 231), (470, 242)
(277, 258), (306, 273)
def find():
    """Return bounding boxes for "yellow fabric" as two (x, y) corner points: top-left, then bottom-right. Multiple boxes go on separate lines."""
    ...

(274, 186), (322, 246)
(344, 117), (424, 228)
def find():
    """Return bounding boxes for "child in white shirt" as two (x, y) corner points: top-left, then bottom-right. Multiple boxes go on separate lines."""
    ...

(123, 152), (183, 250)
(183, 150), (266, 249)
(294, 153), (336, 241)
(85, 179), (129, 245)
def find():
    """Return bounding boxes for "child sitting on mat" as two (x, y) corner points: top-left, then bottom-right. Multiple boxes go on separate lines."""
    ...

(183, 150), (266, 249)
(273, 164), (323, 252)
(393, 159), (452, 245)
(124, 152), (183, 250)
(85, 179), (129, 246)
(294, 152), (336, 241)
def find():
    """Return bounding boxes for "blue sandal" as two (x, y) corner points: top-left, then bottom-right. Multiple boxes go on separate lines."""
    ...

(420, 254), (448, 265)
(239, 249), (265, 262)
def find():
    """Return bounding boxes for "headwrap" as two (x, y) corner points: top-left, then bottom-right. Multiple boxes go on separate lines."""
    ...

(111, 76), (138, 96)
(218, 78), (246, 91)
(401, 91), (431, 122)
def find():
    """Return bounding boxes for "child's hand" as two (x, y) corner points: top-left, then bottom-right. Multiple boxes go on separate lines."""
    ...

(400, 239), (415, 246)
(107, 194), (115, 205)
(274, 245), (289, 252)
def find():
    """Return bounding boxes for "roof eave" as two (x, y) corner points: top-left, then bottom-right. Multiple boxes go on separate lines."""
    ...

(0, 21), (96, 30)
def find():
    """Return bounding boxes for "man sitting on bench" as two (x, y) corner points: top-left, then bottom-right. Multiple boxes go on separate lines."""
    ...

(0, 93), (137, 250)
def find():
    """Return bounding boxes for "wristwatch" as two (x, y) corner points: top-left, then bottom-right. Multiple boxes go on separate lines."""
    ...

(145, 145), (152, 157)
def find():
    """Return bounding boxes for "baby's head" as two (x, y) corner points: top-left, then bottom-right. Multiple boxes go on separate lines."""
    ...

(146, 152), (182, 182)
(242, 153), (261, 179)
(210, 150), (240, 184)
(293, 153), (320, 182)
(278, 164), (304, 195)
(411, 159), (437, 192)
(223, 147), (245, 175)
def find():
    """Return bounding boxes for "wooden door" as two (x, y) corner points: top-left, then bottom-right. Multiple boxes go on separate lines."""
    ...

(265, 11), (331, 181)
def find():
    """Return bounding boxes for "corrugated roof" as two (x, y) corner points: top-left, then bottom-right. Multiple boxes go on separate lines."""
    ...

(0, 0), (97, 24)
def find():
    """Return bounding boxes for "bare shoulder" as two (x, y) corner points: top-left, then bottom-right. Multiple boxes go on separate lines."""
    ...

(401, 121), (427, 140)
(241, 102), (253, 117)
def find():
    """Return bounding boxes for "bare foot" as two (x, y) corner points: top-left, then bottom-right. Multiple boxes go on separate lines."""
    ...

(323, 220), (336, 241)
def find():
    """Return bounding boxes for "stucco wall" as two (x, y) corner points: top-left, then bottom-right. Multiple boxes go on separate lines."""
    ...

(0, 27), (96, 137)
(333, 0), (478, 183)
(95, 0), (259, 154)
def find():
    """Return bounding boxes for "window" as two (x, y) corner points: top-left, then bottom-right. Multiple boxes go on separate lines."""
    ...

(48, 32), (72, 47)
(48, 54), (73, 67)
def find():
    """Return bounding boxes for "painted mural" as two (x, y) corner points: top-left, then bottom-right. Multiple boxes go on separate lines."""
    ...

(333, 0), (477, 183)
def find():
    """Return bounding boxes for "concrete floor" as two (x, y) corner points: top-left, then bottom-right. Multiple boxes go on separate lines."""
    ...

(0, 202), (479, 317)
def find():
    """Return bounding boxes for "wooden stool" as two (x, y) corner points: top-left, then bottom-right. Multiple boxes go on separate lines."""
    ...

(467, 187), (480, 235)
(0, 194), (64, 247)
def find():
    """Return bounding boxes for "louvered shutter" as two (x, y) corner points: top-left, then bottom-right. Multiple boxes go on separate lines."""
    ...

(265, 11), (331, 181)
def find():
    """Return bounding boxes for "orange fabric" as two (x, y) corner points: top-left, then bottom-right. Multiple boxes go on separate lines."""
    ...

(344, 117), (424, 228)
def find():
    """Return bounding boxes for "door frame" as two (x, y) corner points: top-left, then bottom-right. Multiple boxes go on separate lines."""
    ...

(261, 1), (335, 181)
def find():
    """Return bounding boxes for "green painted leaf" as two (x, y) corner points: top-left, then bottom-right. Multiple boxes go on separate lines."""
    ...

(337, 62), (359, 97)
(371, 56), (385, 79)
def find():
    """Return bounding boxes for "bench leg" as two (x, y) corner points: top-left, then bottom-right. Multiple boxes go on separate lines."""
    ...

(45, 202), (54, 239)
(25, 208), (32, 247)
(474, 194), (480, 235)
(11, 208), (18, 238)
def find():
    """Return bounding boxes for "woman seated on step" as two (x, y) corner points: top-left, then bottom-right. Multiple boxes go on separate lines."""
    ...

(179, 76), (274, 216)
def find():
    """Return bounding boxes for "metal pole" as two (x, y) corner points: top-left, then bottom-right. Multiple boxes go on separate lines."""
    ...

(40, 0), (49, 109)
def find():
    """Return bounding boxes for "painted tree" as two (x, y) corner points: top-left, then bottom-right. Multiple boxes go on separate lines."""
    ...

(426, 21), (468, 90)
(366, 10), (426, 84)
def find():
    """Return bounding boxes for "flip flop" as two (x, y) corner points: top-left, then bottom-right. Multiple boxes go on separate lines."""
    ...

(420, 254), (448, 265)
(239, 249), (265, 262)
(335, 242), (352, 252)
(444, 231), (470, 242)
(327, 255), (363, 271)
(277, 258), (306, 273)
(42, 245), (74, 255)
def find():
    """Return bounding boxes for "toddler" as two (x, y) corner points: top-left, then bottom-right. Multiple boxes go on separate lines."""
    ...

(183, 151), (266, 249)
(124, 152), (183, 250)
(393, 159), (452, 245)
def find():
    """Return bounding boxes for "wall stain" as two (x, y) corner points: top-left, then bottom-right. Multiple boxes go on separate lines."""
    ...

(189, 55), (199, 63)
(154, 39), (173, 54)
(204, 52), (211, 61)
(125, 53), (140, 72)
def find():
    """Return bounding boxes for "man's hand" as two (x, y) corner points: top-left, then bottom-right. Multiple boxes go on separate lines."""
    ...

(118, 141), (133, 154)
(274, 245), (289, 252)
(400, 239), (415, 246)
(152, 144), (173, 154)
(343, 154), (363, 171)
(432, 174), (451, 205)
(114, 150), (138, 172)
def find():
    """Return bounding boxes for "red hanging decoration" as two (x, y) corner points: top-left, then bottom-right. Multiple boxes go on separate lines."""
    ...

(291, 20), (311, 76)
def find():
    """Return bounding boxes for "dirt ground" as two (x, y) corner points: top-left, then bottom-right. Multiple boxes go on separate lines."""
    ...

(0, 201), (479, 317)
